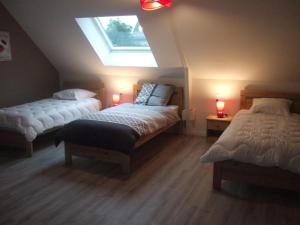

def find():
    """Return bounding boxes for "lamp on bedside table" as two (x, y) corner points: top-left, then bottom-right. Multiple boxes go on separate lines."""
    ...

(216, 99), (225, 118)
(112, 94), (121, 106)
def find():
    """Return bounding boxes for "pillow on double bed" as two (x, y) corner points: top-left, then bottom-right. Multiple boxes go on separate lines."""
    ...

(250, 98), (292, 116)
(134, 83), (156, 105)
(53, 89), (96, 100)
(135, 83), (175, 106)
(147, 84), (174, 106)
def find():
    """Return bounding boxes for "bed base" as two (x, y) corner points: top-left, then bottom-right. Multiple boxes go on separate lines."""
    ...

(0, 127), (60, 157)
(63, 82), (183, 173)
(65, 143), (131, 173)
(213, 160), (300, 192)
(63, 122), (181, 173)
(0, 130), (33, 157)
(0, 80), (105, 157)
(211, 89), (300, 192)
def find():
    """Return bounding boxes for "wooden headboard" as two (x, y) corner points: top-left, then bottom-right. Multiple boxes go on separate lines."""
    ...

(240, 89), (300, 114)
(62, 80), (106, 106)
(133, 83), (184, 117)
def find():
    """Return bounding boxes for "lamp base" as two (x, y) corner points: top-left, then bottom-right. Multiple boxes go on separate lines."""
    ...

(217, 111), (224, 118)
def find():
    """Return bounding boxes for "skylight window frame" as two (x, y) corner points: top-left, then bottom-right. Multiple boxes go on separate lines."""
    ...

(76, 16), (158, 67)
(94, 17), (151, 52)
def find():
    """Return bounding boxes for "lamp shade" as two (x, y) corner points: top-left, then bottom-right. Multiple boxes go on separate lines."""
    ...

(216, 99), (225, 118)
(140, 0), (172, 11)
(112, 94), (121, 106)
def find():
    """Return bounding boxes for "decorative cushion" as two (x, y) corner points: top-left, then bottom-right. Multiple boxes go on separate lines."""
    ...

(53, 89), (96, 100)
(147, 84), (174, 106)
(134, 83), (156, 105)
(250, 98), (292, 116)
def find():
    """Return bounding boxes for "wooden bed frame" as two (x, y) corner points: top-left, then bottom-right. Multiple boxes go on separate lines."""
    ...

(213, 89), (300, 192)
(0, 80), (105, 157)
(64, 83), (184, 173)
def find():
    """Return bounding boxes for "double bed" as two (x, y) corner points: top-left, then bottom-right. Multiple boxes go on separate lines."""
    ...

(56, 83), (183, 173)
(201, 89), (300, 192)
(0, 81), (105, 156)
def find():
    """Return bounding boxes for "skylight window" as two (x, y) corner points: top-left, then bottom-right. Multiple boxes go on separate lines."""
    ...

(76, 15), (157, 67)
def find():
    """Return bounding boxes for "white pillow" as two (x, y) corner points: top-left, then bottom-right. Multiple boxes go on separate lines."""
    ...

(250, 98), (292, 116)
(53, 89), (96, 100)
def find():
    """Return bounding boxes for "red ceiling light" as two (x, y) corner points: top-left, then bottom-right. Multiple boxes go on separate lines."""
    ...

(140, 0), (172, 11)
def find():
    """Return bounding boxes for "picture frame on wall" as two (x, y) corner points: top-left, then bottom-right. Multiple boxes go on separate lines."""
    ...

(0, 31), (12, 61)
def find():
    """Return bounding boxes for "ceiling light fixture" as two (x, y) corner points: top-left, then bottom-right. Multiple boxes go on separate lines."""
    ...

(140, 0), (172, 11)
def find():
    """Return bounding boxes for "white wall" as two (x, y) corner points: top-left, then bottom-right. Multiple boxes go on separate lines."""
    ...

(0, 0), (183, 75)
(0, 0), (187, 106)
(2, 0), (300, 135)
(63, 67), (186, 107)
(170, 0), (300, 135)
(173, 0), (300, 81)
(191, 79), (300, 135)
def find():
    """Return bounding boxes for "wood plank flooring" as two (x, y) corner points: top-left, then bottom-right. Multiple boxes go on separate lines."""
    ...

(0, 134), (299, 225)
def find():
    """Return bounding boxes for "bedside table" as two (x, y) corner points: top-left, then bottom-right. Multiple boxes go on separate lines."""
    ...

(206, 115), (233, 141)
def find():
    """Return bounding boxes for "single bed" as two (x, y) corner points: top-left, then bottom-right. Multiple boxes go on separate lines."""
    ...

(56, 83), (183, 173)
(0, 81), (105, 157)
(201, 90), (300, 192)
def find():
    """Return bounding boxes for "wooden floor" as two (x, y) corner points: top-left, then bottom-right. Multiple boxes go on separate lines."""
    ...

(0, 134), (299, 225)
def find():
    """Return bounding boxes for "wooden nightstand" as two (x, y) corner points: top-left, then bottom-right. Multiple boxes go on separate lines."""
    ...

(206, 115), (233, 141)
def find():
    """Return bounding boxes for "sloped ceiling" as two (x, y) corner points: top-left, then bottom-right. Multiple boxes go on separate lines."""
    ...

(1, 0), (300, 81)
(174, 0), (300, 81)
(0, 0), (183, 78)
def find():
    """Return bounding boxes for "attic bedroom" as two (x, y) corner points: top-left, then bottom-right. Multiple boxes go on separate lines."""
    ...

(0, 0), (300, 224)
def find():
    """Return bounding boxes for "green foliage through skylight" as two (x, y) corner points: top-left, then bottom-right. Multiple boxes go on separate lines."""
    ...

(99, 16), (149, 48)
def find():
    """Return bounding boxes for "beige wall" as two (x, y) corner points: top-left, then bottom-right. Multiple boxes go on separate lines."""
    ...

(173, 0), (300, 81)
(0, 3), (59, 107)
(190, 79), (300, 135)
(62, 67), (186, 107)
(2, 0), (300, 136)
(173, 0), (300, 135)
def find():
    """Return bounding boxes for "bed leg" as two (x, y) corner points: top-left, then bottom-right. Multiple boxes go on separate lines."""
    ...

(213, 162), (222, 190)
(25, 142), (33, 157)
(120, 157), (131, 174)
(65, 144), (72, 166)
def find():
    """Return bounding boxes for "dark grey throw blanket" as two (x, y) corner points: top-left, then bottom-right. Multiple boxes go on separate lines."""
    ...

(55, 120), (140, 155)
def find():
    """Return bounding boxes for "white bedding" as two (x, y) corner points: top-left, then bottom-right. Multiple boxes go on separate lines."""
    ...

(0, 98), (100, 142)
(200, 110), (300, 174)
(83, 103), (180, 136)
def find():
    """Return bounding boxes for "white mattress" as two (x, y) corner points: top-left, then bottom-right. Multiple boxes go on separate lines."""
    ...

(83, 103), (180, 136)
(201, 110), (300, 174)
(0, 98), (101, 141)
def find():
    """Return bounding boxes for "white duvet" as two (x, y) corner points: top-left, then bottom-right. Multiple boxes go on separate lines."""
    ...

(83, 103), (180, 136)
(0, 98), (100, 142)
(200, 110), (300, 174)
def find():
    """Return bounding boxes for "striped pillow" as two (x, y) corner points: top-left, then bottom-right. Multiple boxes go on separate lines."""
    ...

(135, 83), (156, 105)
